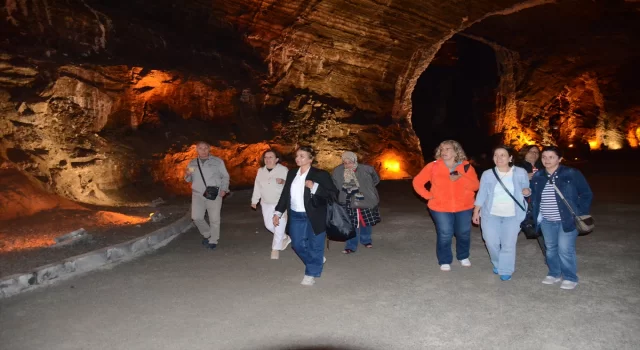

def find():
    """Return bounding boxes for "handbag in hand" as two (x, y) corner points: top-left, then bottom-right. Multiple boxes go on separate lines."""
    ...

(492, 168), (539, 239)
(550, 181), (594, 236)
(197, 159), (220, 200)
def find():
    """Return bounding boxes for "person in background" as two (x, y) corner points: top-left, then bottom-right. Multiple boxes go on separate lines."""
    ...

(517, 145), (543, 179)
(251, 149), (291, 259)
(472, 146), (530, 281)
(184, 141), (230, 250)
(530, 146), (593, 290)
(412, 140), (480, 272)
(331, 151), (381, 254)
(273, 146), (339, 286)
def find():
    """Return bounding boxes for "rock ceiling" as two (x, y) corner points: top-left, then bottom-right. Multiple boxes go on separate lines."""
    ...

(0, 0), (639, 212)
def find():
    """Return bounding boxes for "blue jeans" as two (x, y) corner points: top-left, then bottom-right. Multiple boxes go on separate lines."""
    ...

(288, 210), (326, 277)
(480, 214), (521, 275)
(344, 225), (373, 251)
(430, 209), (473, 265)
(540, 219), (579, 282)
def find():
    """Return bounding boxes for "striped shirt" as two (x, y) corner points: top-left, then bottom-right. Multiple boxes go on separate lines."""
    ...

(540, 181), (561, 221)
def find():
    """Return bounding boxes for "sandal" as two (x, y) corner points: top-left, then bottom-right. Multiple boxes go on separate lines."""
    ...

(342, 249), (355, 254)
(364, 244), (373, 248)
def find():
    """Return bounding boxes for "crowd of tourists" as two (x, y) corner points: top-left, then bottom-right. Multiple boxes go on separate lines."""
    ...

(184, 140), (592, 290)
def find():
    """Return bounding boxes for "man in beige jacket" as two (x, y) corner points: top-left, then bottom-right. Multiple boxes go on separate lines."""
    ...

(184, 141), (230, 249)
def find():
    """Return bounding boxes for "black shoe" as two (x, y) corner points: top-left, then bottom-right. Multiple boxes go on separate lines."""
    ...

(206, 243), (217, 250)
(201, 238), (210, 246)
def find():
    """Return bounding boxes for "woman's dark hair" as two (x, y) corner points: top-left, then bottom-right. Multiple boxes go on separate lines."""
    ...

(296, 145), (316, 159)
(493, 145), (515, 165)
(518, 145), (540, 161)
(541, 145), (563, 158)
(260, 149), (281, 167)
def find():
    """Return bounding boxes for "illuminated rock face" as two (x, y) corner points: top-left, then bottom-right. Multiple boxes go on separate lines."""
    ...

(0, 0), (639, 214)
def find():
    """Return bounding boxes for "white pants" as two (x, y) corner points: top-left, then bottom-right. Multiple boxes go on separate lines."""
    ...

(260, 202), (288, 250)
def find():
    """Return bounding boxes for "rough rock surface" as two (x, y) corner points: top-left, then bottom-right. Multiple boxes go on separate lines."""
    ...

(1, 0), (639, 215)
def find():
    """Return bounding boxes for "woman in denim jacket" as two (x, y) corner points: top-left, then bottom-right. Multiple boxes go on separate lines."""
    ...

(472, 146), (530, 281)
(530, 146), (593, 290)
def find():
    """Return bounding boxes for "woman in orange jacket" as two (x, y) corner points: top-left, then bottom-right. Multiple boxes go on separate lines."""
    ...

(412, 140), (480, 271)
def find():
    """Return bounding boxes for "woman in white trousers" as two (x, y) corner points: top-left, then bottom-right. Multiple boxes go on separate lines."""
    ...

(251, 149), (291, 259)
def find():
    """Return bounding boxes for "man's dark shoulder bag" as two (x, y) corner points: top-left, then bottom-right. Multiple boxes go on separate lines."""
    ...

(197, 159), (220, 200)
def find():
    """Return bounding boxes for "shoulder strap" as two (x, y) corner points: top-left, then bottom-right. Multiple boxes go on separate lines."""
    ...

(197, 159), (208, 187)
(551, 182), (579, 218)
(492, 167), (526, 212)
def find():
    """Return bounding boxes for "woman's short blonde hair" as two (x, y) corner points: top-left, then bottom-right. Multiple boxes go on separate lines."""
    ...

(434, 140), (467, 162)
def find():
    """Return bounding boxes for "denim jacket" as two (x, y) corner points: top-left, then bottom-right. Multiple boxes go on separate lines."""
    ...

(475, 166), (530, 221)
(530, 165), (593, 232)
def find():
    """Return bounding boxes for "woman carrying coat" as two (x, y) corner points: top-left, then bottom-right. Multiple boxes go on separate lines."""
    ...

(530, 146), (592, 290)
(412, 140), (480, 272)
(273, 145), (339, 286)
(331, 151), (381, 254)
(251, 149), (291, 260)
(472, 146), (531, 281)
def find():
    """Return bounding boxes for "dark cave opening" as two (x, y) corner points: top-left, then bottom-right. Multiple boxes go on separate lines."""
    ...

(411, 35), (499, 161)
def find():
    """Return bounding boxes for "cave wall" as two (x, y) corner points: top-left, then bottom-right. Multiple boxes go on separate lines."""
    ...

(1, 0), (639, 213)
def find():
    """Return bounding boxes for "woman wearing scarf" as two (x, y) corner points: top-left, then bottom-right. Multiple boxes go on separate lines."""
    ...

(331, 151), (382, 254)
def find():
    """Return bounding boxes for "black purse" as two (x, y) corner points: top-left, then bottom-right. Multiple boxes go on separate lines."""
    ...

(197, 159), (220, 200)
(492, 168), (539, 239)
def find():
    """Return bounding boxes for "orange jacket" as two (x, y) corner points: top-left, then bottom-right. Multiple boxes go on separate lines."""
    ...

(412, 159), (479, 212)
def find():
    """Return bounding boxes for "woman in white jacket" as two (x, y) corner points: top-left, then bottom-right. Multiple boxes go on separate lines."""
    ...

(251, 149), (291, 259)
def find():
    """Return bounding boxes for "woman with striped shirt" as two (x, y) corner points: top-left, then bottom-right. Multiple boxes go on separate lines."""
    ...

(530, 146), (593, 290)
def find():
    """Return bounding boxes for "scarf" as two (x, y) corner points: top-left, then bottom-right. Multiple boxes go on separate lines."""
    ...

(341, 151), (360, 193)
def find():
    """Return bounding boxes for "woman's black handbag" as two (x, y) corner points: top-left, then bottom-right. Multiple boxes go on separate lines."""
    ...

(492, 168), (540, 239)
(197, 159), (220, 200)
(325, 198), (356, 242)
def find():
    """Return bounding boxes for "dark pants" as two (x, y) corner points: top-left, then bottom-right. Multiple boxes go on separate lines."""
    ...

(430, 209), (473, 265)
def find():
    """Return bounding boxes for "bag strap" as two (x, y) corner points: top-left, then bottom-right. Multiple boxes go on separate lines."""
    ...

(196, 159), (208, 187)
(550, 180), (579, 219)
(492, 167), (526, 212)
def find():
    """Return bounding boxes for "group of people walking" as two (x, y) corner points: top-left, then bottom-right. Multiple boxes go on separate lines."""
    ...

(185, 140), (592, 290)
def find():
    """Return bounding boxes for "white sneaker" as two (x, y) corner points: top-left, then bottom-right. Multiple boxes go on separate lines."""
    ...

(270, 250), (279, 260)
(542, 276), (562, 285)
(283, 236), (292, 250)
(560, 280), (578, 290)
(323, 257), (326, 264)
(459, 258), (471, 267)
(301, 275), (315, 286)
(440, 264), (451, 271)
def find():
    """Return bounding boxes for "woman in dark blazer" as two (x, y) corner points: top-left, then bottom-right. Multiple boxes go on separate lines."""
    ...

(273, 145), (338, 286)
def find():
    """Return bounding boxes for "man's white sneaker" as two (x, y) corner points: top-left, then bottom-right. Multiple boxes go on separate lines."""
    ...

(560, 280), (578, 290)
(542, 276), (562, 285)
(271, 250), (279, 260)
(440, 264), (451, 271)
(323, 257), (326, 264)
(459, 258), (471, 267)
(301, 275), (315, 286)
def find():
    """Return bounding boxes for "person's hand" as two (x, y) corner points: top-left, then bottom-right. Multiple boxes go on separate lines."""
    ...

(273, 215), (280, 227)
(276, 178), (285, 185)
(219, 190), (227, 198)
(522, 188), (531, 196)
(472, 211), (481, 225)
(449, 174), (462, 181)
(186, 167), (195, 175)
(251, 203), (257, 210)
(305, 180), (314, 189)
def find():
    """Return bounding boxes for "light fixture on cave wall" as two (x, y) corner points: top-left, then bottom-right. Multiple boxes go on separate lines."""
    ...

(377, 153), (409, 180)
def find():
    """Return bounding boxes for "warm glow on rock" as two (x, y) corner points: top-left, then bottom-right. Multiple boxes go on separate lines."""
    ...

(94, 211), (150, 226)
(628, 128), (640, 148)
(588, 140), (600, 150)
(377, 153), (410, 180)
(383, 159), (401, 173)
